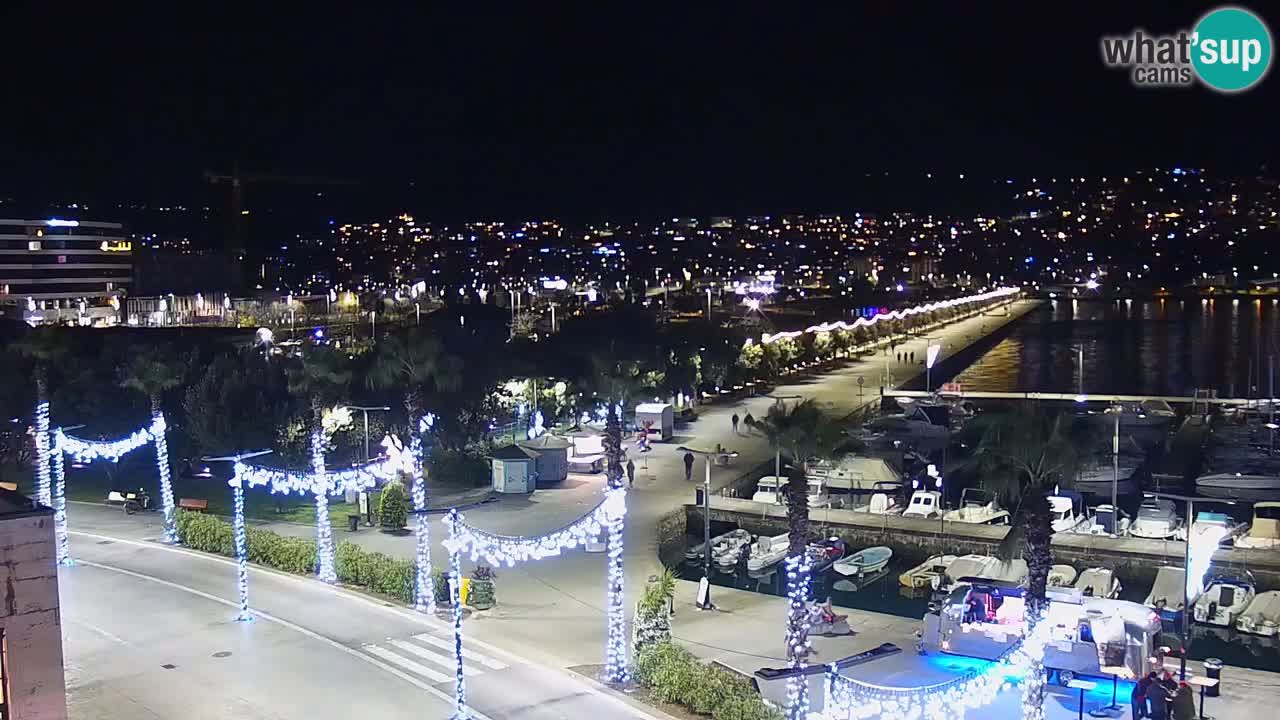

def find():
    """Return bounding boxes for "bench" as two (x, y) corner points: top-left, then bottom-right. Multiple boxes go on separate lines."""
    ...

(178, 497), (209, 512)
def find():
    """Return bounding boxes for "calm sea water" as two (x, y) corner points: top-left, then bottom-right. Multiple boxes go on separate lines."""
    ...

(947, 298), (1280, 397)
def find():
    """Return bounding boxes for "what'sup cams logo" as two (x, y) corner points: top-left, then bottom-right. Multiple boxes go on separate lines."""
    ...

(1102, 6), (1271, 92)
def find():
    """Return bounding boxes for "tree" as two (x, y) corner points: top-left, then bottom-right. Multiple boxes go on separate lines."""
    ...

(12, 328), (71, 506)
(378, 479), (409, 530)
(119, 346), (188, 542)
(633, 568), (676, 653)
(746, 399), (844, 719)
(964, 410), (1084, 716)
(286, 344), (352, 583)
(183, 351), (296, 459)
(367, 328), (462, 610)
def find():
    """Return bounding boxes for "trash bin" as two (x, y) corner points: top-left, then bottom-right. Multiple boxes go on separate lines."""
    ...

(1204, 658), (1222, 697)
(348, 514), (360, 532)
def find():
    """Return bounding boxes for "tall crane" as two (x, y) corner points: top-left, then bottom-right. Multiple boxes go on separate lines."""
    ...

(204, 160), (355, 255)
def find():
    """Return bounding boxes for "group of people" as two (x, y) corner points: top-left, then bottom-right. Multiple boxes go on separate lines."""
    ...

(1133, 671), (1196, 720)
(729, 411), (754, 435)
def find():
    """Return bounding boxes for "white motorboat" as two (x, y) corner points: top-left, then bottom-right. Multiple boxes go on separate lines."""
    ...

(1071, 504), (1131, 537)
(1073, 463), (1139, 494)
(899, 554), (958, 589)
(1235, 502), (1280, 549)
(1074, 567), (1122, 599)
(1129, 498), (1183, 539)
(834, 546), (893, 577)
(1188, 511), (1249, 546)
(1049, 492), (1089, 533)
(1048, 564), (1078, 588)
(806, 455), (904, 492)
(1196, 470), (1280, 491)
(751, 475), (786, 504)
(711, 531), (755, 570)
(1236, 590), (1280, 636)
(1193, 577), (1255, 627)
(685, 528), (751, 561)
(902, 490), (943, 519)
(1145, 566), (1191, 622)
(745, 533), (790, 574)
(866, 406), (950, 440)
(750, 475), (830, 508)
(1105, 399), (1177, 428)
(933, 555), (1027, 592)
(943, 488), (1010, 525)
(851, 481), (905, 514)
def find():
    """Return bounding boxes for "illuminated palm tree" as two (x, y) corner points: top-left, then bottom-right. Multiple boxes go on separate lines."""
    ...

(367, 329), (461, 610)
(286, 344), (352, 583)
(747, 399), (844, 719)
(120, 347), (187, 541)
(12, 328), (71, 506)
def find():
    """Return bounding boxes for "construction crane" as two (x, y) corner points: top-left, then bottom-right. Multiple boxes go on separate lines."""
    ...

(204, 160), (355, 255)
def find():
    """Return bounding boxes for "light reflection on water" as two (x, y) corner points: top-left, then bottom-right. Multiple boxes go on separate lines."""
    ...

(947, 298), (1280, 397)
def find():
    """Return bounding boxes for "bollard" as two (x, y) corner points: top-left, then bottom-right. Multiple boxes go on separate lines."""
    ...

(1203, 658), (1222, 697)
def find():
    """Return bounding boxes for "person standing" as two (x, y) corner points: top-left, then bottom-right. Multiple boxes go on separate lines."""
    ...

(683, 451), (695, 482)
(626, 457), (636, 489)
(743, 411), (754, 430)
(1147, 672), (1169, 720)
(1170, 682), (1195, 720)
(1132, 672), (1154, 720)
(731, 413), (740, 434)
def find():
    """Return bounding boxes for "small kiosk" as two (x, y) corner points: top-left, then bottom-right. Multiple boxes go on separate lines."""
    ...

(635, 402), (674, 441)
(517, 434), (571, 485)
(490, 444), (539, 494)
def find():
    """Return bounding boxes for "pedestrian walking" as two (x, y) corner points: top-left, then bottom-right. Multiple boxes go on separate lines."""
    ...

(626, 458), (636, 488)
(910, 351), (915, 363)
(743, 411), (754, 430)
(683, 451), (695, 482)
(731, 413), (740, 434)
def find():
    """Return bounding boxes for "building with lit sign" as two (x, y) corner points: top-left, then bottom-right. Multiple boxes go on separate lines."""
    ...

(0, 218), (131, 325)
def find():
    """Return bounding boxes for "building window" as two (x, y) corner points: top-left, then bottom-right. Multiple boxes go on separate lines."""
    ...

(27, 240), (41, 251)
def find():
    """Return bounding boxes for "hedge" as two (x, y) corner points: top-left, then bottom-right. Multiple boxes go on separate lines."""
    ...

(635, 642), (781, 720)
(175, 510), (416, 605)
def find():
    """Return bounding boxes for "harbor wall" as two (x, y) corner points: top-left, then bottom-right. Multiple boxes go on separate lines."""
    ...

(686, 497), (1280, 591)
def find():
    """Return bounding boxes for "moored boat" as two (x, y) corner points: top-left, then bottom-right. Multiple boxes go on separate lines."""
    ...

(1074, 567), (1122, 599)
(1237, 590), (1280, 637)
(1193, 577), (1255, 627)
(834, 546), (893, 577)
(899, 554), (958, 589)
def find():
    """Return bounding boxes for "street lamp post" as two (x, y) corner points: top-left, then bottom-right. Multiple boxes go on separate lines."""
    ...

(766, 394), (802, 501)
(1111, 402), (1121, 521)
(679, 445), (738, 610)
(347, 405), (391, 524)
(1145, 491), (1233, 680)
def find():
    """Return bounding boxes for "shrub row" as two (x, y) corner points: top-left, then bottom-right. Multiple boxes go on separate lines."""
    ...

(635, 642), (781, 720)
(175, 510), (415, 605)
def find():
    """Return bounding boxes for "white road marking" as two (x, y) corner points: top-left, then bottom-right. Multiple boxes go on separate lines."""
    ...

(74, 559), (492, 720)
(363, 644), (453, 683)
(388, 638), (479, 676)
(414, 633), (508, 670)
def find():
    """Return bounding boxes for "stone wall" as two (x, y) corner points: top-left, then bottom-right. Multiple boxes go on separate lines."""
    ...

(0, 510), (68, 720)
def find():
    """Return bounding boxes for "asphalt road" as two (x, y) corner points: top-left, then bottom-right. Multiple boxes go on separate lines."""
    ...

(60, 532), (663, 720)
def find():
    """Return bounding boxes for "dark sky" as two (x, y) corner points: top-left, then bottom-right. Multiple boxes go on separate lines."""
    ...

(3, 3), (1277, 218)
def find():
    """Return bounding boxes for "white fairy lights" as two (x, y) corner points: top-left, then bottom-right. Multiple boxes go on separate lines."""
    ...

(232, 483), (251, 621)
(49, 414), (175, 563)
(33, 402), (52, 507)
(784, 551), (815, 720)
(410, 431), (434, 613)
(759, 286), (1019, 345)
(444, 487), (630, 716)
(823, 623), (1049, 720)
(310, 430), (336, 583)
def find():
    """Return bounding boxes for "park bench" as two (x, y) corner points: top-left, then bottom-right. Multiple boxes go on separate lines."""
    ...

(178, 497), (208, 512)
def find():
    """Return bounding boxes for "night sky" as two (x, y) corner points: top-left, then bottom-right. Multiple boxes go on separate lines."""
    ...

(3, 3), (1277, 218)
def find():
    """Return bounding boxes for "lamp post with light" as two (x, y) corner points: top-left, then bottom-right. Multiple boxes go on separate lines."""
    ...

(346, 405), (390, 524)
(679, 445), (738, 610)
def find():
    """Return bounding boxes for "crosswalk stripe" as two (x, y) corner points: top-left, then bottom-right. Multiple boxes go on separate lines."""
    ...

(389, 639), (480, 676)
(413, 633), (509, 670)
(363, 644), (452, 683)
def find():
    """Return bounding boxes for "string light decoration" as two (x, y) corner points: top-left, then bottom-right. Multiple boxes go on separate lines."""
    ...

(784, 552), (815, 720)
(446, 510), (468, 719)
(822, 624), (1050, 720)
(443, 487), (630, 717)
(759, 286), (1020, 345)
(228, 452), (397, 616)
(33, 402), (52, 507)
(410, 431), (434, 613)
(231, 482), (251, 621)
(310, 430), (336, 583)
(49, 414), (175, 563)
(51, 447), (70, 565)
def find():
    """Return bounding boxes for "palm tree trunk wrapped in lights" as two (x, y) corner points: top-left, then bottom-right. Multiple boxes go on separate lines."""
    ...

(602, 401), (630, 684)
(310, 402), (337, 583)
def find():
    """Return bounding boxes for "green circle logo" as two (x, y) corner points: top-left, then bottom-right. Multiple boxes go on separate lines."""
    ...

(1192, 6), (1272, 92)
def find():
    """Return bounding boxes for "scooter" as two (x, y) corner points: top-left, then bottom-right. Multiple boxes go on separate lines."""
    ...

(106, 487), (153, 514)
